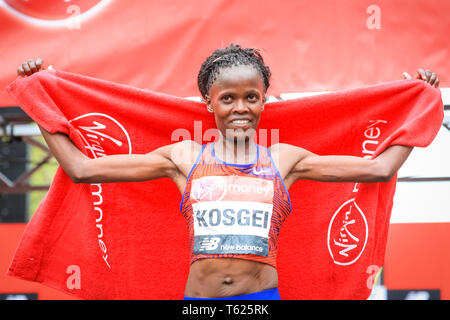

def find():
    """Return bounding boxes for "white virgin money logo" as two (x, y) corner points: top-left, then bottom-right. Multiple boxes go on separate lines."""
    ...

(69, 113), (132, 158)
(0, 0), (112, 28)
(191, 176), (227, 202)
(327, 198), (368, 266)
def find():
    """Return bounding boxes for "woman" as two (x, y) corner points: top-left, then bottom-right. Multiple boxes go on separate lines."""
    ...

(17, 44), (439, 300)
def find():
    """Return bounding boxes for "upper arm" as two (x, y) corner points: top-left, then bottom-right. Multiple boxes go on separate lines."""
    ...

(284, 144), (386, 183)
(161, 139), (202, 180)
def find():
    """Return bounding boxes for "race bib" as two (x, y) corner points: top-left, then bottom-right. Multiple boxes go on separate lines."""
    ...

(190, 175), (274, 256)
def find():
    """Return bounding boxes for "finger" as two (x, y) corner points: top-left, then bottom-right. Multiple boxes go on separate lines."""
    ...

(429, 72), (437, 86)
(17, 66), (25, 76)
(434, 78), (439, 88)
(22, 62), (32, 76)
(425, 69), (432, 82)
(402, 72), (411, 79)
(36, 58), (43, 70)
(416, 69), (427, 80)
(28, 59), (38, 73)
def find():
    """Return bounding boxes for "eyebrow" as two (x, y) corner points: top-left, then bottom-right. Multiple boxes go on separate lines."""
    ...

(217, 89), (262, 98)
(218, 87), (261, 94)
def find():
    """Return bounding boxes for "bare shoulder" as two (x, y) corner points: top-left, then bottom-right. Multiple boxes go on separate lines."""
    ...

(268, 142), (294, 153)
(148, 139), (201, 180)
(145, 140), (202, 192)
(169, 140), (203, 174)
(147, 140), (201, 171)
(171, 139), (202, 156)
(269, 143), (310, 159)
(268, 143), (313, 179)
(150, 140), (200, 156)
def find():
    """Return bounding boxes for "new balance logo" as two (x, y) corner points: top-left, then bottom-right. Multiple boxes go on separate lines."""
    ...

(199, 237), (220, 251)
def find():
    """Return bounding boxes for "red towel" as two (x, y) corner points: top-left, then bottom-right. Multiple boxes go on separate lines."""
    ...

(5, 69), (443, 299)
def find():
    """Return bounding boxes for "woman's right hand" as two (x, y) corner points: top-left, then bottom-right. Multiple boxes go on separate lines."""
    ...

(17, 58), (48, 76)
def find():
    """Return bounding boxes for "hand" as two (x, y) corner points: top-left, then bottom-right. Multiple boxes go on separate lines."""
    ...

(17, 58), (52, 76)
(403, 69), (439, 88)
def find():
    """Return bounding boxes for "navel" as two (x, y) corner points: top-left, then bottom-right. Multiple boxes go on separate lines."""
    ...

(223, 276), (233, 285)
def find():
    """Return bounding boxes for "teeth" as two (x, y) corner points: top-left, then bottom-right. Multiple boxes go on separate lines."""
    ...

(232, 120), (250, 124)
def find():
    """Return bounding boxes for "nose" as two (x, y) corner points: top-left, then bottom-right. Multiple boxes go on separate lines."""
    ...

(233, 99), (248, 113)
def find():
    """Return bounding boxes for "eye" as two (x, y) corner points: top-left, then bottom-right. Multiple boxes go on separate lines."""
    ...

(247, 93), (259, 102)
(221, 95), (233, 103)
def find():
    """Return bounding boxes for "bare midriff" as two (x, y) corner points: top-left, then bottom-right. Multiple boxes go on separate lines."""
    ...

(184, 258), (278, 298)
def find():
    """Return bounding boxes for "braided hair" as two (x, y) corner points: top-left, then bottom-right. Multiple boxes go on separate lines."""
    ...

(197, 44), (271, 99)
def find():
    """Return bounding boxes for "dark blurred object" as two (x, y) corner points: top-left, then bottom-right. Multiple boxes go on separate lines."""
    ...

(0, 107), (32, 144)
(0, 106), (31, 123)
(0, 293), (38, 300)
(0, 138), (28, 222)
(387, 289), (440, 300)
(0, 107), (51, 196)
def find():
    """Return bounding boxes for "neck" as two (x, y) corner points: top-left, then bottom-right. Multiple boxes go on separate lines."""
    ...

(215, 133), (257, 165)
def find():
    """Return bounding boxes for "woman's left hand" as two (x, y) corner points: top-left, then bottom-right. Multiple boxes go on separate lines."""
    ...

(403, 69), (439, 88)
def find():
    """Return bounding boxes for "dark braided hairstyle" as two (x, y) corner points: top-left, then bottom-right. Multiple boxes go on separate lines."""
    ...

(197, 44), (271, 99)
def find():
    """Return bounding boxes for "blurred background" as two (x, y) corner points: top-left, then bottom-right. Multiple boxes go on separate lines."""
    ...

(0, 0), (449, 300)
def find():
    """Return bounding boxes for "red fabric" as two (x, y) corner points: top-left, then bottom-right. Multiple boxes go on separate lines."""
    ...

(5, 70), (443, 299)
(1, 0), (450, 107)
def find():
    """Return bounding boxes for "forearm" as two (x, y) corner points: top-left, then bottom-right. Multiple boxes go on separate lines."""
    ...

(38, 125), (88, 182)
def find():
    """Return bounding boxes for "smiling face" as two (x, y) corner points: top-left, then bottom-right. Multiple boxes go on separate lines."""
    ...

(206, 65), (266, 142)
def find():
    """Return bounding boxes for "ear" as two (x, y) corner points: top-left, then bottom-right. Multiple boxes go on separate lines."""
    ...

(205, 95), (214, 113)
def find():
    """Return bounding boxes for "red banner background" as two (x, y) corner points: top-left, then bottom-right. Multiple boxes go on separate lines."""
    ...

(1, 0), (449, 107)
